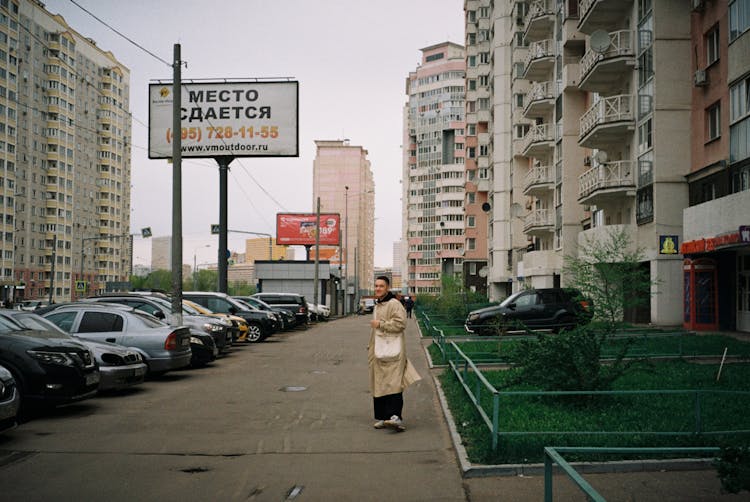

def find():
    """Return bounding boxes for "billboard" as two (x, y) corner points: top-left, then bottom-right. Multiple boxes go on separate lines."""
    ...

(148, 81), (298, 159)
(276, 213), (340, 246)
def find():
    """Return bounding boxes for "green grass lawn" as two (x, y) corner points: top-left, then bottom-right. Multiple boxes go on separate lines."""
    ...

(439, 360), (750, 465)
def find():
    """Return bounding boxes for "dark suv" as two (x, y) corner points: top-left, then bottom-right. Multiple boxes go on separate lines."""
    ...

(251, 293), (309, 327)
(465, 288), (593, 335)
(183, 292), (277, 342)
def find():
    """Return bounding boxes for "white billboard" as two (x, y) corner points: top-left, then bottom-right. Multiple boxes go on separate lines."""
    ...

(148, 81), (298, 159)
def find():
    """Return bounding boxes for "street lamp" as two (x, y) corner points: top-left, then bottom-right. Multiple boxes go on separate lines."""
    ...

(193, 244), (211, 290)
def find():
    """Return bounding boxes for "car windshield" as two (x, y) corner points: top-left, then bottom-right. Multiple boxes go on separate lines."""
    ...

(0, 315), (26, 332)
(181, 301), (201, 315)
(233, 299), (257, 311)
(244, 297), (271, 310)
(130, 311), (168, 328)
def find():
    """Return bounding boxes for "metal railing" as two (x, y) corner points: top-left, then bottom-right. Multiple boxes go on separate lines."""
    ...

(524, 208), (554, 231)
(544, 447), (720, 502)
(580, 30), (634, 79)
(524, 80), (556, 115)
(521, 123), (554, 155)
(578, 160), (636, 199)
(524, 39), (555, 70)
(524, 164), (554, 192)
(579, 94), (634, 139)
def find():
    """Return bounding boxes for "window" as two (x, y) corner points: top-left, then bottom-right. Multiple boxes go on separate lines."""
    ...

(515, 93), (525, 108)
(469, 262), (477, 275)
(478, 74), (489, 87)
(467, 238), (476, 250)
(636, 185), (654, 224)
(467, 192), (476, 204)
(78, 311), (124, 332)
(730, 0), (750, 41)
(479, 52), (490, 64)
(468, 79), (476, 91)
(514, 63), (525, 78)
(706, 26), (720, 66)
(467, 215), (476, 227)
(707, 102), (721, 141)
(515, 124), (530, 139)
(468, 55), (476, 67)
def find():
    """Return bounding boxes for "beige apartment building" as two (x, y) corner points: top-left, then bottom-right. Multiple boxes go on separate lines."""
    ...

(468, 0), (695, 325)
(6, 1), (131, 303)
(403, 42), (466, 296)
(244, 236), (289, 262)
(312, 139), (374, 312)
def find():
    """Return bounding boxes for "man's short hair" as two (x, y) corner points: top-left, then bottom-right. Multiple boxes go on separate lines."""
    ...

(375, 275), (390, 286)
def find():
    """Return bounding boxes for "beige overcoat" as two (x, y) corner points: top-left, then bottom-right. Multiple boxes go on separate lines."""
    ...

(368, 297), (421, 398)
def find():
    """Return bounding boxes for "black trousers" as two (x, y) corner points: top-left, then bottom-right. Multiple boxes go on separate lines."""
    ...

(373, 392), (403, 420)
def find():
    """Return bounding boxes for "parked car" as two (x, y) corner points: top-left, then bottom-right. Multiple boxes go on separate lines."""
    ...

(0, 364), (20, 431)
(0, 314), (99, 409)
(183, 292), (277, 342)
(0, 310), (147, 391)
(464, 288), (593, 335)
(84, 294), (232, 354)
(251, 293), (309, 327)
(358, 298), (375, 315)
(41, 303), (192, 375)
(233, 296), (294, 330)
(16, 299), (50, 311)
(183, 299), (249, 343)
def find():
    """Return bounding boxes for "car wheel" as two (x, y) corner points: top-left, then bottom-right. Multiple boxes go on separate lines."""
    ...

(245, 323), (264, 342)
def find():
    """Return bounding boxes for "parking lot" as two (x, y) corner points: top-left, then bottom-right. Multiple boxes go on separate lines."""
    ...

(0, 316), (466, 502)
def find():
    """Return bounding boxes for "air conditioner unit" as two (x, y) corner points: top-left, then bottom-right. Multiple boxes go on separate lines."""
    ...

(692, 0), (705, 11)
(583, 156), (592, 166)
(694, 69), (708, 86)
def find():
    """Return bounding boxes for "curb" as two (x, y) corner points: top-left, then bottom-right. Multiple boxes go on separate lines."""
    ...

(418, 318), (720, 479)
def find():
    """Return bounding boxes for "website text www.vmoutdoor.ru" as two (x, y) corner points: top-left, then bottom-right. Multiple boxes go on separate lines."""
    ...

(182, 143), (269, 153)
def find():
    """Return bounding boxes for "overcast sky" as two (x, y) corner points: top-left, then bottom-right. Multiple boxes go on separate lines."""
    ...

(44, 0), (464, 268)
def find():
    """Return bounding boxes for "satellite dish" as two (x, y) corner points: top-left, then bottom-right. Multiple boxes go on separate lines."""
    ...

(594, 150), (608, 164)
(481, 202), (492, 212)
(589, 30), (611, 53)
(478, 266), (488, 278)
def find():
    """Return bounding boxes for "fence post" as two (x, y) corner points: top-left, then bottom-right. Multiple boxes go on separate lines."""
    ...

(492, 392), (499, 451)
(544, 449), (553, 502)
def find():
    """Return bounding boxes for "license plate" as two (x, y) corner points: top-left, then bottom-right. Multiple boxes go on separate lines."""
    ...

(181, 337), (190, 347)
(85, 372), (100, 386)
(133, 367), (146, 377)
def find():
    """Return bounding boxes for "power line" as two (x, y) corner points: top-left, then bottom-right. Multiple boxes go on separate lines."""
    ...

(67, 0), (172, 67)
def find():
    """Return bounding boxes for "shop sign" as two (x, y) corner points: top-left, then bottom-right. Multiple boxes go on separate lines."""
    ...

(741, 226), (750, 243)
(659, 235), (679, 254)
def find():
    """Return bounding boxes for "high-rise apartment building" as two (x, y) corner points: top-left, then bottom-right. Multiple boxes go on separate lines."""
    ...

(681, 0), (750, 333)
(312, 139), (375, 311)
(403, 42), (466, 295)
(244, 237), (289, 262)
(151, 236), (171, 271)
(6, 1), (131, 302)
(471, 1), (695, 326)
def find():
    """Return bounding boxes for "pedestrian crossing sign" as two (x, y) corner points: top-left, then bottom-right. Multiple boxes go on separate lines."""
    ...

(75, 280), (87, 292)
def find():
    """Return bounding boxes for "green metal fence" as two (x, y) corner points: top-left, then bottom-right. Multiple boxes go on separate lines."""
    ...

(543, 446), (720, 502)
(445, 339), (750, 451)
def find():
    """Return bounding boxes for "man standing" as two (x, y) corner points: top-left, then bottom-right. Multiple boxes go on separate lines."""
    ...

(404, 296), (414, 318)
(368, 276), (420, 432)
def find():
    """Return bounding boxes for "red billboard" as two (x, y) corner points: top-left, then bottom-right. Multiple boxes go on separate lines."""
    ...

(276, 213), (341, 246)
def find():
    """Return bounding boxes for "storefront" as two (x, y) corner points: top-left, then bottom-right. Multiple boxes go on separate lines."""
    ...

(681, 226), (750, 332)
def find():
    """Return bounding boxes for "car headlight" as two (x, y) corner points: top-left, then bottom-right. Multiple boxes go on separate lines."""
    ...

(468, 313), (480, 322)
(190, 336), (204, 345)
(266, 313), (275, 319)
(218, 318), (232, 327)
(27, 350), (75, 367)
(203, 322), (224, 333)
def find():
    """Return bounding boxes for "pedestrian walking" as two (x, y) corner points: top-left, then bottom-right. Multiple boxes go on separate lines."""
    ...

(403, 296), (414, 318)
(368, 275), (421, 432)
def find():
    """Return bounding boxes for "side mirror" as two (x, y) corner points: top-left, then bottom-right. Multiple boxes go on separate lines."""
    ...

(153, 310), (166, 320)
(228, 306), (237, 314)
(507, 302), (517, 310)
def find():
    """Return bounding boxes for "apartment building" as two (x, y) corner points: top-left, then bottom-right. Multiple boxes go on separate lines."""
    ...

(470, 1), (694, 325)
(312, 139), (375, 311)
(6, 1), (131, 303)
(681, 0), (750, 333)
(403, 42), (466, 296)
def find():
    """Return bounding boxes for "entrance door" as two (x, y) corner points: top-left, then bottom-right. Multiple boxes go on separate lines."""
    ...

(739, 253), (750, 333)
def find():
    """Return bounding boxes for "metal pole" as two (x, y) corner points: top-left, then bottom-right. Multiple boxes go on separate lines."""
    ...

(268, 236), (272, 260)
(170, 43), (183, 323)
(48, 235), (56, 303)
(344, 186), (348, 315)
(314, 197), (320, 307)
(193, 251), (197, 290)
(217, 156), (231, 294)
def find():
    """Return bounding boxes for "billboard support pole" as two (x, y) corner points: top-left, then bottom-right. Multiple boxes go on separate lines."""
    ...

(313, 197), (320, 307)
(216, 156), (233, 293)
(171, 43), (183, 323)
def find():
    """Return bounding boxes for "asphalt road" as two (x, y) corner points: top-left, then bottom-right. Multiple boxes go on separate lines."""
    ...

(0, 316), (465, 502)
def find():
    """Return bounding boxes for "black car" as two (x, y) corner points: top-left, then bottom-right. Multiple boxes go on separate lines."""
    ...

(465, 288), (593, 335)
(251, 293), (309, 327)
(234, 296), (296, 330)
(183, 292), (277, 342)
(0, 314), (99, 409)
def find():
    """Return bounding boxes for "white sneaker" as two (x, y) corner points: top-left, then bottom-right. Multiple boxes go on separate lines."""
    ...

(384, 415), (406, 432)
(373, 420), (386, 429)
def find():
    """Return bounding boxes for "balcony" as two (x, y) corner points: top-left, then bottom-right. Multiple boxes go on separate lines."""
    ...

(521, 250), (562, 277)
(523, 81), (555, 118)
(523, 208), (554, 235)
(476, 178), (490, 192)
(579, 30), (635, 93)
(562, 62), (581, 91)
(523, 164), (554, 196)
(521, 123), (555, 158)
(524, 0), (555, 43)
(578, 224), (636, 257)
(578, 160), (636, 204)
(523, 39), (555, 81)
(578, 0), (635, 34)
(578, 94), (635, 149)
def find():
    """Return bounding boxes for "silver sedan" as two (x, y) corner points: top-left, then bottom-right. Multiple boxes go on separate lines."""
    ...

(1, 311), (147, 391)
(41, 303), (192, 375)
